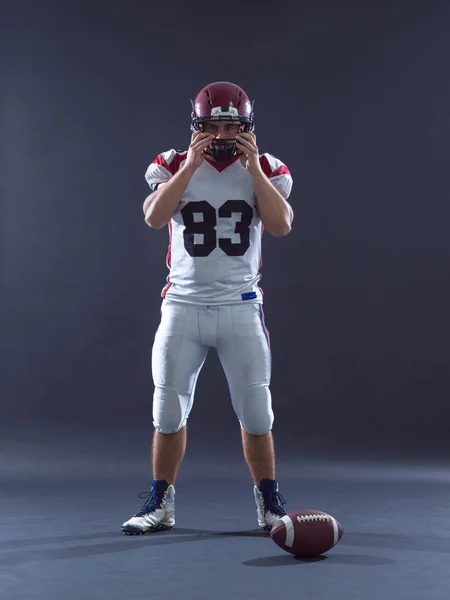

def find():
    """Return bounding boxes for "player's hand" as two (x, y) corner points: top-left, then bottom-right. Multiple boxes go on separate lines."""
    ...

(184, 131), (215, 172)
(236, 132), (262, 176)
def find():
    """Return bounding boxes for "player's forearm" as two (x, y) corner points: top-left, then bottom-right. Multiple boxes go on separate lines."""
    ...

(143, 165), (195, 229)
(252, 172), (293, 237)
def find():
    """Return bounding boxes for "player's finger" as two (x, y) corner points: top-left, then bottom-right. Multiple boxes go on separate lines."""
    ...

(238, 131), (256, 140)
(235, 139), (252, 150)
(193, 137), (215, 151)
(192, 129), (207, 137)
(236, 137), (257, 153)
(236, 142), (256, 156)
(236, 134), (253, 145)
(191, 137), (214, 149)
(191, 131), (214, 142)
(192, 142), (211, 153)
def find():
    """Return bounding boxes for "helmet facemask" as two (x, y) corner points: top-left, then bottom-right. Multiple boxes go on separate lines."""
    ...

(191, 104), (254, 163)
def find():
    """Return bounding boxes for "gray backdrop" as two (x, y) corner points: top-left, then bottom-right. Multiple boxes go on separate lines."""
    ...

(1, 0), (449, 464)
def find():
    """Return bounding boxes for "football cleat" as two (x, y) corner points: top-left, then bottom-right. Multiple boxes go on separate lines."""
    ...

(122, 480), (175, 535)
(254, 478), (287, 531)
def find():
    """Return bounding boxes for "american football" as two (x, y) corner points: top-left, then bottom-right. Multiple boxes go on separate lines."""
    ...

(270, 509), (344, 557)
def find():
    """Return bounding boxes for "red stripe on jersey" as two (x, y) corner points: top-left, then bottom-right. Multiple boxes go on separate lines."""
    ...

(161, 282), (172, 298)
(169, 152), (188, 175)
(259, 155), (291, 178)
(260, 224), (264, 268)
(259, 305), (271, 348)
(161, 222), (173, 298)
(153, 154), (170, 171)
(153, 152), (187, 176)
(205, 155), (240, 173)
(271, 165), (291, 177)
(259, 155), (273, 177)
(166, 221), (172, 268)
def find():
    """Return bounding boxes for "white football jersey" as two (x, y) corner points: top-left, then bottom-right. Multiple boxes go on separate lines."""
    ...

(145, 150), (293, 305)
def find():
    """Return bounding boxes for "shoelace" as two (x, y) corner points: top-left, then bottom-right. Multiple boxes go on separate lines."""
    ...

(264, 490), (286, 515)
(135, 490), (164, 517)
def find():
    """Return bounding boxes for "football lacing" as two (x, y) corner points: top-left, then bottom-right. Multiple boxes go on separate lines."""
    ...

(135, 488), (168, 517)
(296, 514), (330, 523)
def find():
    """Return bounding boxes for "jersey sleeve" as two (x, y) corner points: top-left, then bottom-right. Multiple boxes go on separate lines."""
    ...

(259, 153), (293, 200)
(144, 149), (188, 192)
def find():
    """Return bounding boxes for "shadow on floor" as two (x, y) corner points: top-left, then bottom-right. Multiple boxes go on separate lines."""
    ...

(243, 554), (395, 567)
(2, 527), (448, 568)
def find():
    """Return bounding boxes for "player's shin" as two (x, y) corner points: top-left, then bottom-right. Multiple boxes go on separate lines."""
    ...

(152, 426), (187, 485)
(241, 429), (275, 484)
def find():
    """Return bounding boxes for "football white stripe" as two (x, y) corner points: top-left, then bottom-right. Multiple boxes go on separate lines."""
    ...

(280, 515), (294, 547)
(330, 516), (339, 546)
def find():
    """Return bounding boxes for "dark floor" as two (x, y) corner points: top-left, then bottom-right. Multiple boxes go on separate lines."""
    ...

(1, 432), (450, 599)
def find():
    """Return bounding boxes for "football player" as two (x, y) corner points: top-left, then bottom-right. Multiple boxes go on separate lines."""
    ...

(122, 81), (294, 535)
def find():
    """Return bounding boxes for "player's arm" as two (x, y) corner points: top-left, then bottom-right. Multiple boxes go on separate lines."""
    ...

(143, 169), (192, 229)
(251, 172), (293, 237)
(236, 132), (293, 237)
(143, 132), (214, 229)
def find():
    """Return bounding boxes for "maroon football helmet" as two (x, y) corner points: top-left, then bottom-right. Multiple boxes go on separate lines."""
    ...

(191, 81), (255, 162)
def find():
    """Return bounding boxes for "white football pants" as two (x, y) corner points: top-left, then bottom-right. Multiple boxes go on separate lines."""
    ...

(151, 300), (273, 435)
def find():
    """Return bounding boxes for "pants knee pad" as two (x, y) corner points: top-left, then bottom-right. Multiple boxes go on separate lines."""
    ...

(236, 384), (274, 436)
(152, 385), (190, 434)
